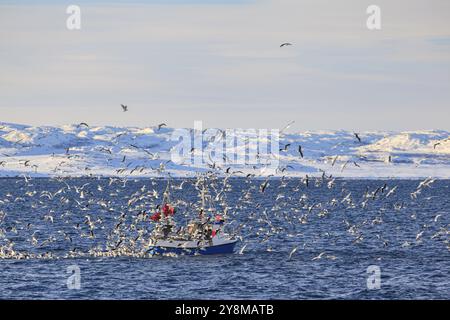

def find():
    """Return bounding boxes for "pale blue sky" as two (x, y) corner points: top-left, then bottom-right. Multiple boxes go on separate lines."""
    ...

(1, 0), (449, 130)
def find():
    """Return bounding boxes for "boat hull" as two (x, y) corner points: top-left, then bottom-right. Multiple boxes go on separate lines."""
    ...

(147, 238), (238, 256)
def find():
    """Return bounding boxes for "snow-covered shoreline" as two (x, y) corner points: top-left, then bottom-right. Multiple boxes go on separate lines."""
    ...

(1, 122), (449, 178)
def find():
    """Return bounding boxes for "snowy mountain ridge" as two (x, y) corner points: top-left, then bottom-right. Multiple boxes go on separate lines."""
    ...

(1, 122), (450, 178)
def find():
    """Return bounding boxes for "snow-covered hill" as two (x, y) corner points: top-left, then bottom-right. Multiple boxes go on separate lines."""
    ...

(1, 122), (449, 178)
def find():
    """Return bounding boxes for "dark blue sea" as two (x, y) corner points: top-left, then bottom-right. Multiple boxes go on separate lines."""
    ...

(0, 177), (448, 299)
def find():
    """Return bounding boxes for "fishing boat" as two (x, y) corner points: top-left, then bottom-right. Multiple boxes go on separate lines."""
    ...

(147, 223), (238, 256)
(146, 181), (238, 256)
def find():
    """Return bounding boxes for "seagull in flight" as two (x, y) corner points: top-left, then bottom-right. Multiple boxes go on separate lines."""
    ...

(312, 252), (326, 261)
(239, 244), (247, 255)
(121, 104), (128, 112)
(279, 143), (291, 152)
(354, 132), (362, 143)
(280, 43), (292, 48)
(260, 179), (269, 193)
(280, 120), (295, 135)
(288, 246), (298, 260)
(298, 145), (304, 158)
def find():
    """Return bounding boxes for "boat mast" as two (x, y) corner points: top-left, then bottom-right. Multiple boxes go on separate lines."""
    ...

(163, 180), (170, 204)
(201, 179), (206, 211)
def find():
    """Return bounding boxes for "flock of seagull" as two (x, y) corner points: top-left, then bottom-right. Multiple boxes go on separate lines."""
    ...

(0, 166), (448, 260)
